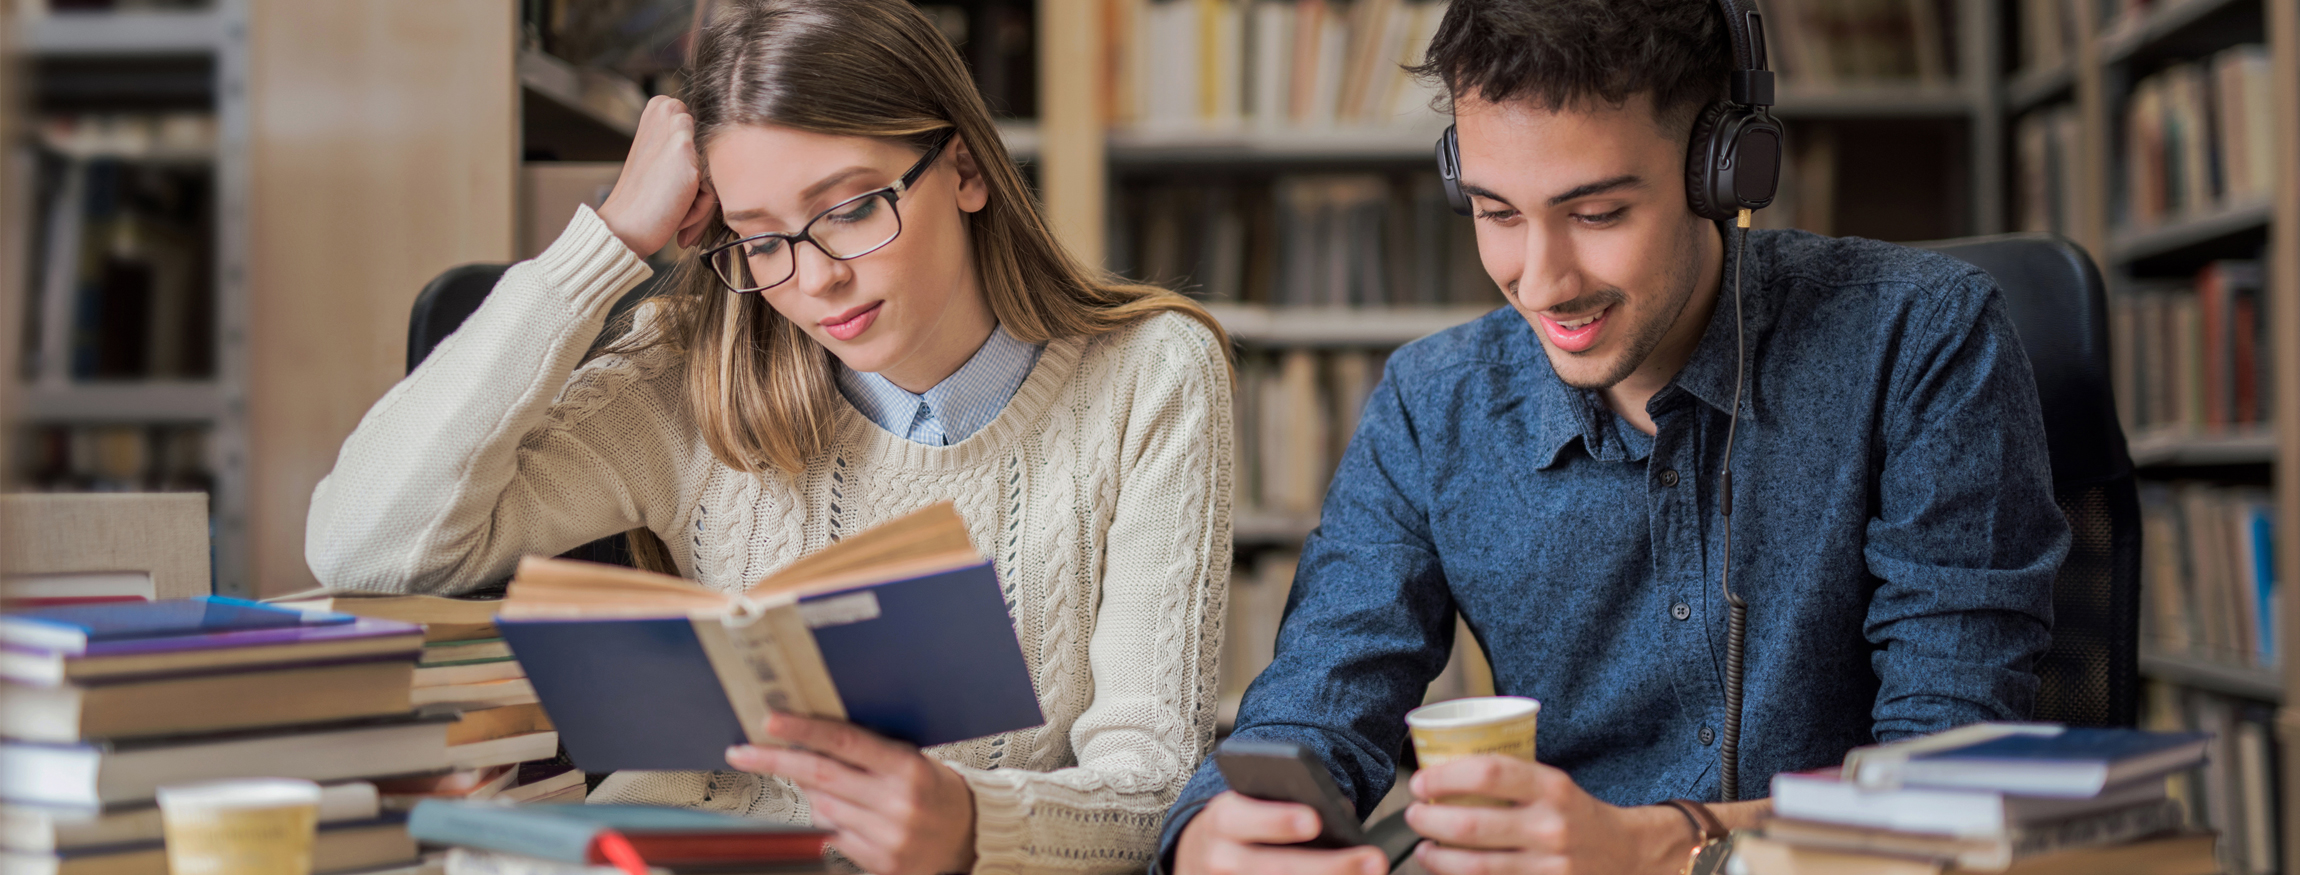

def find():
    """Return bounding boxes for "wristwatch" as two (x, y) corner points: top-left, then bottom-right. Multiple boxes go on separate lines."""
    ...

(1662, 799), (1733, 875)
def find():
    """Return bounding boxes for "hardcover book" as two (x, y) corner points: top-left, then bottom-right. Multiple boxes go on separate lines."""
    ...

(0, 597), (348, 653)
(496, 502), (1044, 772)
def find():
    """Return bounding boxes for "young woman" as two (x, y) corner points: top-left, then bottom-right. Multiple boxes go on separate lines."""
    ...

(304, 2), (1233, 872)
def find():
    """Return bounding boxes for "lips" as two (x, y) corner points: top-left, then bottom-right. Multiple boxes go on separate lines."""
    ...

(1538, 305), (1610, 353)
(821, 301), (883, 342)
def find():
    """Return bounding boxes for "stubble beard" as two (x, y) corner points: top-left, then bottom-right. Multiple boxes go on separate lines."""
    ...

(1536, 228), (1706, 391)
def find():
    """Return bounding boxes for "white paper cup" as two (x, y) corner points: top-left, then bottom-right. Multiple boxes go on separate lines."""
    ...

(1405, 696), (1541, 806)
(158, 779), (323, 875)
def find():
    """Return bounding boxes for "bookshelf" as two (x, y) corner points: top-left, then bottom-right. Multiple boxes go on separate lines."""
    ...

(7, 2), (253, 593)
(2006, 0), (2297, 865)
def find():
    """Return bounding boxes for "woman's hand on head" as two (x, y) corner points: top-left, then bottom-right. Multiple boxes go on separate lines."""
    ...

(597, 95), (720, 258)
(726, 713), (978, 875)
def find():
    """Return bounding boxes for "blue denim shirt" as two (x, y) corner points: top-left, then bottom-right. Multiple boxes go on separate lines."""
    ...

(1158, 229), (2068, 861)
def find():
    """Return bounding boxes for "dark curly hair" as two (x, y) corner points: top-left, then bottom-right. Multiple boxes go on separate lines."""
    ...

(1409, 0), (1733, 136)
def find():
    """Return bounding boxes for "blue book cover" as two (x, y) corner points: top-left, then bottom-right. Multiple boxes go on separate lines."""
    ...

(0, 596), (349, 652)
(1914, 728), (2210, 766)
(500, 562), (1044, 772)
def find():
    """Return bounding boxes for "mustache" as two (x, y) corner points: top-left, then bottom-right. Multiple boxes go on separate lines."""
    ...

(1509, 283), (1627, 317)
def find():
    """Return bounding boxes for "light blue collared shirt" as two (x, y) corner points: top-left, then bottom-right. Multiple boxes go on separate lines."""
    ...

(835, 323), (1044, 446)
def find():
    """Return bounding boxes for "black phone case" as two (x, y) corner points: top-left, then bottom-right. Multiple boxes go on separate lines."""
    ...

(1214, 738), (1371, 849)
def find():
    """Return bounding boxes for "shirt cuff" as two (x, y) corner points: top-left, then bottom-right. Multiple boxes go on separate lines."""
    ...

(531, 203), (653, 320)
(1149, 797), (1213, 875)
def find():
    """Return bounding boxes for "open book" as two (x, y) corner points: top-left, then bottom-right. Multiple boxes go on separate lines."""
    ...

(496, 503), (1044, 771)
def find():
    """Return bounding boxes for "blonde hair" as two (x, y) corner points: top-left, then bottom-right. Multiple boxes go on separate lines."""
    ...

(616, 0), (1230, 477)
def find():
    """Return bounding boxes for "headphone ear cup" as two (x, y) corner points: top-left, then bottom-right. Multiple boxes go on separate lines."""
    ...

(1684, 101), (1735, 222)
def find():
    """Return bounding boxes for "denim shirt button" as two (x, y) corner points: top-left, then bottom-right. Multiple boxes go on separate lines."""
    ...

(1671, 601), (1692, 621)
(1658, 468), (1680, 487)
(1699, 726), (1716, 746)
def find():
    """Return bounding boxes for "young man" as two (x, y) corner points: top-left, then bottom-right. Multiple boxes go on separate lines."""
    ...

(1159, 1), (2070, 873)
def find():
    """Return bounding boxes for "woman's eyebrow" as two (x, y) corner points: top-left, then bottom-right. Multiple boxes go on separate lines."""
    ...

(720, 166), (877, 223)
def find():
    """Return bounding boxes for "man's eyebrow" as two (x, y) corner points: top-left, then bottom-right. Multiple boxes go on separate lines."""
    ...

(1455, 174), (1647, 210)
(720, 166), (878, 224)
(1546, 174), (1644, 207)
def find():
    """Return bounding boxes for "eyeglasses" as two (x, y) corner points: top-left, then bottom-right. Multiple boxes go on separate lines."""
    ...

(702, 128), (958, 294)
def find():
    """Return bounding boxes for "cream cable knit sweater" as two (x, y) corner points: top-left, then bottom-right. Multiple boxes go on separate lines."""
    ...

(306, 206), (1233, 874)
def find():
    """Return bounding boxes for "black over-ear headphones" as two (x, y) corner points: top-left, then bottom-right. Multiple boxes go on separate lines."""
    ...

(1434, 0), (1783, 222)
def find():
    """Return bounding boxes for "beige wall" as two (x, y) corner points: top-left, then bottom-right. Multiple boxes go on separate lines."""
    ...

(246, 0), (517, 595)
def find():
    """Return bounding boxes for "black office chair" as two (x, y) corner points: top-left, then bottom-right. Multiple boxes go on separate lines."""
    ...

(1914, 233), (2140, 728)
(408, 262), (670, 571)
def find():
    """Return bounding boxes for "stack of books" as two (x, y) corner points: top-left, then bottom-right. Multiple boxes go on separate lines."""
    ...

(408, 801), (831, 874)
(270, 590), (583, 807)
(1739, 724), (2221, 874)
(0, 596), (440, 874)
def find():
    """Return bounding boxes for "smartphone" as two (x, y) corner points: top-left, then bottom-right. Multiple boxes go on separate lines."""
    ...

(1213, 738), (1370, 849)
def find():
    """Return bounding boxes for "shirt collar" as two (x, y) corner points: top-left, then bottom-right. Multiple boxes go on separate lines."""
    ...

(834, 322), (1044, 446)
(1526, 225), (1774, 470)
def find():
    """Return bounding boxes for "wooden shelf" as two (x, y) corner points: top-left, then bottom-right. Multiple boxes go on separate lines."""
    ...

(2110, 197), (2274, 265)
(2099, 0), (2260, 64)
(1770, 83), (1976, 118)
(2140, 649), (2284, 702)
(1236, 513), (1317, 545)
(1204, 304), (1496, 347)
(1105, 123), (1446, 164)
(13, 10), (226, 56)
(2127, 427), (2278, 466)
(518, 48), (638, 138)
(17, 382), (223, 424)
(2006, 64), (2075, 113)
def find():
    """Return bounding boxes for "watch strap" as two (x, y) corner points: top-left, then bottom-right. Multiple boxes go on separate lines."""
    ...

(1662, 799), (1728, 843)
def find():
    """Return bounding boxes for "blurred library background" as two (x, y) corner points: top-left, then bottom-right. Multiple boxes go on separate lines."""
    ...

(0, 0), (2294, 871)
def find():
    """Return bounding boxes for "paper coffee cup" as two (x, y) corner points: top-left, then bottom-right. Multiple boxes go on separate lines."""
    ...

(158, 778), (323, 875)
(1405, 696), (1540, 807)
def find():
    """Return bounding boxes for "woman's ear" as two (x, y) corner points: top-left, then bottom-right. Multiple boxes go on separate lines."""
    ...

(950, 135), (990, 214)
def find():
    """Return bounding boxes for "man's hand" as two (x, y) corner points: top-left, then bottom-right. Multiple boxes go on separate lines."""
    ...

(724, 713), (976, 875)
(595, 95), (718, 258)
(1402, 756), (1699, 875)
(1176, 791), (1389, 875)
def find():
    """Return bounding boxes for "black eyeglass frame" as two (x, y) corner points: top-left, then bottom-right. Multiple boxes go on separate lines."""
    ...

(701, 127), (960, 294)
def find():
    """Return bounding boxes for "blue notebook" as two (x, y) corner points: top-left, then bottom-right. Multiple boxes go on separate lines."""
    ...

(499, 561), (1045, 772)
(1892, 727), (2212, 797)
(0, 596), (350, 654)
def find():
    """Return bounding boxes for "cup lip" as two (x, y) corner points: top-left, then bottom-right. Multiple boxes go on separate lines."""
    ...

(157, 778), (323, 810)
(1405, 695), (1542, 730)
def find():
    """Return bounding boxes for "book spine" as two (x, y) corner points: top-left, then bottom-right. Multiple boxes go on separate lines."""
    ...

(690, 604), (847, 748)
(407, 803), (602, 864)
(1997, 798), (2188, 867)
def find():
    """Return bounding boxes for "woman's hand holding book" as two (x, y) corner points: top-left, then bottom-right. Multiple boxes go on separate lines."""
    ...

(726, 712), (979, 875)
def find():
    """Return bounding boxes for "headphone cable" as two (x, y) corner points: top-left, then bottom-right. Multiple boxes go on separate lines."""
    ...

(1719, 210), (1751, 802)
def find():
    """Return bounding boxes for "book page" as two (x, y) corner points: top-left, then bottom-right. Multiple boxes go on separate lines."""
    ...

(690, 603), (847, 747)
(745, 502), (980, 598)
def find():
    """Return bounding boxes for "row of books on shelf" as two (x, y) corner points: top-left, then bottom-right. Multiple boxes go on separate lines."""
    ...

(2120, 44), (2278, 232)
(1758, 0), (1954, 85)
(1109, 0), (1448, 131)
(1115, 173), (1499, 307)
(0, 593), (576, 875)
(2013, 0), (2080, 75)
(18, 146), (218, 382)
(2107, 259), (2270, 435)
(1744, 724), (2225, 875)
(2139, 481), (2280, 673)
(1237, 347), (1386, 517)
(15, 423), (211, 493)
(2143, 682), (2279, 875)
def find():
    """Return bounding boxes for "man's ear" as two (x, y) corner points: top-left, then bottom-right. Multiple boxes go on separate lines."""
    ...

(950, 135), (990, 214)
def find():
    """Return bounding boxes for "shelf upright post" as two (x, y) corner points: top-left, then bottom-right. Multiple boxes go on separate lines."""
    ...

(2069, 0), (2110, 262)
(2268, 0), (2300, 866)
(213, 0), (252, 595)
(1961, 0), (2003, 234)
(1037, 0), (1107, 267)
(0, 0), (19, 491)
